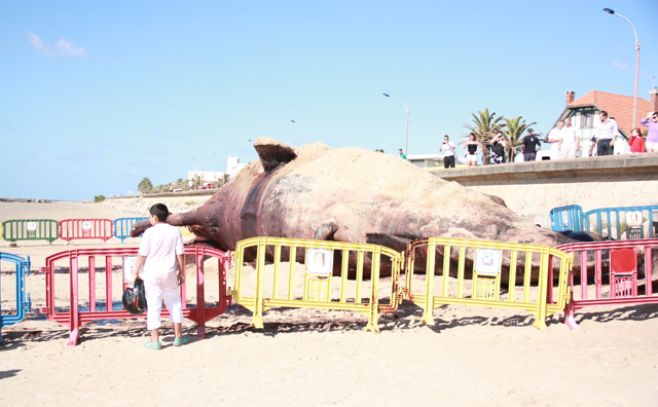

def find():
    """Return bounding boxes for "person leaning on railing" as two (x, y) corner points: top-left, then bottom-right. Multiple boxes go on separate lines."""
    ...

(628, 127), (646, 153)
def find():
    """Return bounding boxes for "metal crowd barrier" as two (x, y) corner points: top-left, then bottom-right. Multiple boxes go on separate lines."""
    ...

(113, 217), (147, 242)
(584, 205), (658, 240)
(59, 218), (114, 242)
(2, 219), (59, 244)
(549, 204), (584, 232)
(232, 237), (403, 332)
(404, 237), (573, 329)
(0, 252), (31, 342)
(40, 244), (231, 345)
(558, 239), (658, 328)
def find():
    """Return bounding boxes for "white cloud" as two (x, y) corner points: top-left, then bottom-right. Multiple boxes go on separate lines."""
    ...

(611, 60), (628, 71)
(27, 32), (87, 58)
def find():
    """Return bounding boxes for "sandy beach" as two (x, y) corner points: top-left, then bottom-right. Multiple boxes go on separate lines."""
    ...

(1, 199), (657, 406)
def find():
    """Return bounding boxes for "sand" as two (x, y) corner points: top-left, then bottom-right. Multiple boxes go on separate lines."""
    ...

(1, 200), (658, 406)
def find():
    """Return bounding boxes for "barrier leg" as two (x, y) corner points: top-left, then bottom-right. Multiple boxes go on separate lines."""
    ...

(365, 252), (381, 333)
(251, 243), (266, 329)
(196, 251), (206, 339)
(68, 256), (81, 345)
(421, 245), (436, 326)
(532, 252), (549, 329)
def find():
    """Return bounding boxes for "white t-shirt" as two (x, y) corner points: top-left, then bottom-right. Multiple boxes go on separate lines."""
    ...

(596, 118), (618, 140)
(561, 126), (578, 146)
(440, 141), (456, 157)
(138, 223), (184, 291)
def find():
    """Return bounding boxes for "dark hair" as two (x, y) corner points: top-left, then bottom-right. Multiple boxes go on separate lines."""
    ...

(444, 134), (449, 139)
(149, 203), (170, 222)
(468, 133), (476, 141)
(600, 110), (608, 118)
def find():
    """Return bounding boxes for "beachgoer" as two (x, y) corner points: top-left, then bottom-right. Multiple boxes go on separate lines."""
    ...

(133, 203), (188, 349)
(628, 127), (646, 153)
(594, 111), (617, 156)
(521, 128), (541, 161)
(546, 120), (564, 159)
(461, 133), (479, 167)
(640, 111), (658, 153)
(398, 148), (407, 160)
(560, 118), (580, 159)
(440, 134), (456, 168)
(490, 133), (506, 164)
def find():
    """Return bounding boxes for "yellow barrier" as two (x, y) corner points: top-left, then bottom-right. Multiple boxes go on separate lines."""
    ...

(405, 237), (573, 328)
(232, 237), (404, 332)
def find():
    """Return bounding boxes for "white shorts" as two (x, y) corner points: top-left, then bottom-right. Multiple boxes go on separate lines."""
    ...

(646, 141), (658, 151)
(560, 145), (578, 159)
(145, 283), (183, 330)
(465, 154), (477, 164)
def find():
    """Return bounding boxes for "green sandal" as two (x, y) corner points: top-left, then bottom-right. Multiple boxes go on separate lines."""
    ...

(173, 336), (191, 347)
(144, 341), (162, 350)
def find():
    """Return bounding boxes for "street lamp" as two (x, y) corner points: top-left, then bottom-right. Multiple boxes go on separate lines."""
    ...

(603, 7), (641, 127)
(382, 92), (410, 156)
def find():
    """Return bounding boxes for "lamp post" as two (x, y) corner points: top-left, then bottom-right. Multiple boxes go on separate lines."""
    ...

(603, 7), (640, 127)
(382, 93), (410, 156)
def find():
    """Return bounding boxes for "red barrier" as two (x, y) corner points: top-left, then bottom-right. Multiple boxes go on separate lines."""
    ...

(558, 239), (658, 328)
(40, 244), (232, 345)
(59, 218), (114, 242)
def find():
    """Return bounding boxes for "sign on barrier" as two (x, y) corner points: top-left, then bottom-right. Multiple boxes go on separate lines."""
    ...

(0, 252), (31, 341)
(59, 218), (113, 242)
(558, 239), (658, 328)
(404, 237), (573, 329)
(232, 237), (403, 332)
(2, 219), (59, 244)
(549, 205), (584, 232)
(584, 205), (658, 240)
(40, 244), (231, 345)
(113, 217), (148, 242)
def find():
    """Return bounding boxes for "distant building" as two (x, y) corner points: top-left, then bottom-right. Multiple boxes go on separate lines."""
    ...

(186, 156), (247, 183)
(552, 89), (658, 156)
(226, 156), (247, 177)
(406, 154), (442, 169)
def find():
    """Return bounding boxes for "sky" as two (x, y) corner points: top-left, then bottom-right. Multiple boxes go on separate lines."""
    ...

(1, 0), (658, 200)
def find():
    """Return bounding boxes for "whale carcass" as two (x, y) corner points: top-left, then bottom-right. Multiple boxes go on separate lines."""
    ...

(132, 139), (569, 271)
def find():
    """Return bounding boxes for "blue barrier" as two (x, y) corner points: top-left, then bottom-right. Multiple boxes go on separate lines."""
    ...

(584, 205), (658, 240)
(113, 217), (147, 242)
(0, 252), (31, 342)
(549, 205), (584, 232)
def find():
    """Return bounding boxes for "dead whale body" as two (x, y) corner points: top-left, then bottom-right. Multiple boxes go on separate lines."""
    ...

(132, 139), (571, 276)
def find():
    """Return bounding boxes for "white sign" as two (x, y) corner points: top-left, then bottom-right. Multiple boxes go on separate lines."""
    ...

(82, 221), (93, 230)
(123, 256), (138, 283)
(305, 248), (333, 277)
(474, 249), (502, 277)
(26, 222), (37, 232)
(626, 211), (643, 227)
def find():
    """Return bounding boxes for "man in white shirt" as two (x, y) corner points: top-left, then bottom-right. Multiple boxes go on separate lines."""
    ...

(546, 120), (564, 160)
(133, 203), (188, 349)
(560, 118), (580, 159)
(440, 134), (456, 168)
(594, 110), (618, 156)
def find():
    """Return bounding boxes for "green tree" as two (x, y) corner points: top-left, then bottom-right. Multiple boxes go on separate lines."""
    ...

(465, 108), (504, 165)
(138, 177), (153, 194)
(502, 116), (536, 162)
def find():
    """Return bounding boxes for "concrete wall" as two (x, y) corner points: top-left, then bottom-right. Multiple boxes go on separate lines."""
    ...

(429, 154), (658, 227)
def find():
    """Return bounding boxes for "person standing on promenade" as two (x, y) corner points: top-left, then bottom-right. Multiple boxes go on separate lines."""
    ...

(546, 120), (564, 159)
(640, 111), (658, 153)
(521, 128), (541, 161)
(594, 111), (617, 156)
(133, 203), (189, 350)
(490, 133), (506, 164)
(440, 134), (456, 168)
(461, 133), (479, 167)
(628, 127), (646, 153)
(560, 117), (580, 159)
(398, 148), (407, 159)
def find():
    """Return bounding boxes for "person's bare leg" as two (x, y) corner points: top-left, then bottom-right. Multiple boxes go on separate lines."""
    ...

(151, 329), (159, 343)
(174, 323), (182, 339)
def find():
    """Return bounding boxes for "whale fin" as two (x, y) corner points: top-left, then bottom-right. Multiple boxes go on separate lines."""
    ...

(254, 138), (297, 172)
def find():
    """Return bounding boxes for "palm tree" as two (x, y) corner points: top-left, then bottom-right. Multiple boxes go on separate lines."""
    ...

(465, 109), (504, 165)
(137, 177), (153, 194)
(502, 116), (536, 162)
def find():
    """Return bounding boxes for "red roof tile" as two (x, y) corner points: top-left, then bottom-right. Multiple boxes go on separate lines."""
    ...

(569, 90), (654, 136)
